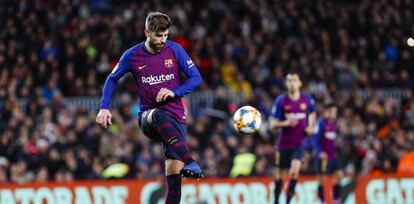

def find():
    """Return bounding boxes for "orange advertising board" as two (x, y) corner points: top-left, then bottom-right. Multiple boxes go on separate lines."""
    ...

(0, 175), (413, 204)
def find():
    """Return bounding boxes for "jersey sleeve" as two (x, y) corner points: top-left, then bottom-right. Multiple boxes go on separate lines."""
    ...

(99, 51), (132, 109)
(305, 93), (316, 113)
(270, 95), (284, 120)
(312, 118), (324, 156)
(170, 42), (202, 97)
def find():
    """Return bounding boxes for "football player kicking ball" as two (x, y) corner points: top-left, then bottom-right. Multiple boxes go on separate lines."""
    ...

(96, 12), (203, 204)
(312, 103), (343, 204)
(270, 73), (317, 204)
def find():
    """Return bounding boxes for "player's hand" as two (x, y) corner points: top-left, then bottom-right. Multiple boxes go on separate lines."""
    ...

(96, 109), (112, 128)
(319, 152), (328, 160)
(156, 88), (175, 103)
(305, 126), (314, 135)
(286, 118), (298, 127)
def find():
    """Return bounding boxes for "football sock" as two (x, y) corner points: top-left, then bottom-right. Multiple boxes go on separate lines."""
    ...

(274, 179), (283, 204)
(286, 179), (297, 204)
(318, 184), (324, 202)
(333, 184), (341, 201)
(166, 174), (181, 204)
(152, 109), (194, 164)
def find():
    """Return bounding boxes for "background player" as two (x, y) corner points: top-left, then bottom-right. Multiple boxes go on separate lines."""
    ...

(269, 73), (317, 204)
(312, 103), (343, 204)
(96, 12), (203, 204)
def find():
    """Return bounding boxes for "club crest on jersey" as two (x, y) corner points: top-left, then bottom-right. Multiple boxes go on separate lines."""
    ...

(300, 103), (307, 111)
(284, 105), (291, 110)
(164, 59), (173, 68)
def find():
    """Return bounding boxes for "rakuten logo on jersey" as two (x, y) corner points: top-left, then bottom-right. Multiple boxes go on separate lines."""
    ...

(285, 112), (306, 120)
(142, 74), (175, 85)
(325, 131), (337, 139)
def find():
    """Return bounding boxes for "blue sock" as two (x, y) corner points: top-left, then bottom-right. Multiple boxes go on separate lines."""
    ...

(166, 174), (181, 204)
(286, 179), (297, 204)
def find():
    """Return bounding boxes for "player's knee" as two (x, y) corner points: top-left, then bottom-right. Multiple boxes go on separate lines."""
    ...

(333, 170), (343, 183)
(291, 160), (301, 170)
(289, 164), (301, 178)
(274, 168), (281, 179)
(151, 109), (166, 123)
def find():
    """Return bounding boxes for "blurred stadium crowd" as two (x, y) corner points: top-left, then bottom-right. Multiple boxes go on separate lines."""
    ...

(1, 0), (414, 183)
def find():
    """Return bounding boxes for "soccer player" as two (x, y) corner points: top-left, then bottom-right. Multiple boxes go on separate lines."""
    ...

(312, 103), (343, 204)
(96, 12), (204, 204)
(269, 73), (317, 204)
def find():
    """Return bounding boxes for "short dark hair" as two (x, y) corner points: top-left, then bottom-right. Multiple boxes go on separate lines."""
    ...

(324, 102), (336, 109)
(285, 71), (302, 80)
(145, 12), (172, 32)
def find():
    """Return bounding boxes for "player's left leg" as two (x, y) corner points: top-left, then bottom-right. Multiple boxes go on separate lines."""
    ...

(317, 174), (326, 204)
(315, 158), (329, 204)
(315, 157), (329, 204)
(286, 148), (304, 204)
(286, 159), (300, 204)
(332, 159), (343, 204)
(165, 159), (184, 204)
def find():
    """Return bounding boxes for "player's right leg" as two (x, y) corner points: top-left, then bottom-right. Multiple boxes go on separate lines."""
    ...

(286, 148), (304, 204)
(274, 149), (289, 204)
(332, 159), (343, 204)
(143, 109), (203, 179)
(315, 158), (328, 204)
(317, 174), (326, 204)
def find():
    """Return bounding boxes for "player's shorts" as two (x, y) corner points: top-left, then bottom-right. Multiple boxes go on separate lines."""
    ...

(314, 158), (341, 174)
(138, 109), (187, 160)
(274, 147), (305, 169)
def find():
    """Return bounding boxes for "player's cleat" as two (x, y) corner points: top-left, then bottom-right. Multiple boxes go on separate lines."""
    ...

(180, 162), (204, 179)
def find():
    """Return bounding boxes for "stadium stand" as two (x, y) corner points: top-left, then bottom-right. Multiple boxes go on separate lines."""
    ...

(0, 0), (413, 183)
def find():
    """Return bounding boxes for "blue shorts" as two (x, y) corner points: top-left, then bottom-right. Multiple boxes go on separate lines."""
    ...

(314, 158), (341, 174)
(275, 147), (305, 169)
(138, 109), (187, 160)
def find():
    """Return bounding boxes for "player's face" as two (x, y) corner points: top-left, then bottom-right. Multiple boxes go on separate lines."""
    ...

(285, 74), (302, 92)
(146, 29), (169, 52)
(326, 107), (338, 120)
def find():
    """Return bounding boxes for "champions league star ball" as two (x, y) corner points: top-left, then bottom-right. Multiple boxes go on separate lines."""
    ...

(233, 106), (262, 134)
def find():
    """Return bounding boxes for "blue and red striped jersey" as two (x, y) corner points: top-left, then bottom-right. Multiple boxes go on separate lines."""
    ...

(312, 117), (338, 159)
(270, 92), (316, 149)
(100, 40), (203, 123)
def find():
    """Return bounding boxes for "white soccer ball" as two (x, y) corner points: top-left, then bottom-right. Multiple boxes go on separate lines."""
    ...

(233, 106), (262, 134)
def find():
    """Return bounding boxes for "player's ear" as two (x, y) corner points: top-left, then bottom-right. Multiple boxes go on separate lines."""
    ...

(144, 29), (150, 38)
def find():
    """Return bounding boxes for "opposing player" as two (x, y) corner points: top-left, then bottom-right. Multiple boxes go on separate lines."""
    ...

(269, 73), (317, 204)
(312, 103), (343, 204)
(96, 12), (203, 204)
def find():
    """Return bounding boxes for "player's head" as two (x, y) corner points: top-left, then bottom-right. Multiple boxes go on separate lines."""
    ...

(285, 72), (302, 93)
(323, 102), (337, 120)
(145, 12), (171, 53)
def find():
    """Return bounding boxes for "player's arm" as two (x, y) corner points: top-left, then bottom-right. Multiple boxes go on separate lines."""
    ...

(305, 94), (317, 135)
(269, 96), (297, 129)
(313, 119), (328, 161)
(312, 119), (323, 157)
(156, 43), (202, 102)
(171, 43), (202, 97)
(96, 52), (131, 128)
(270, 118), (298, 128)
